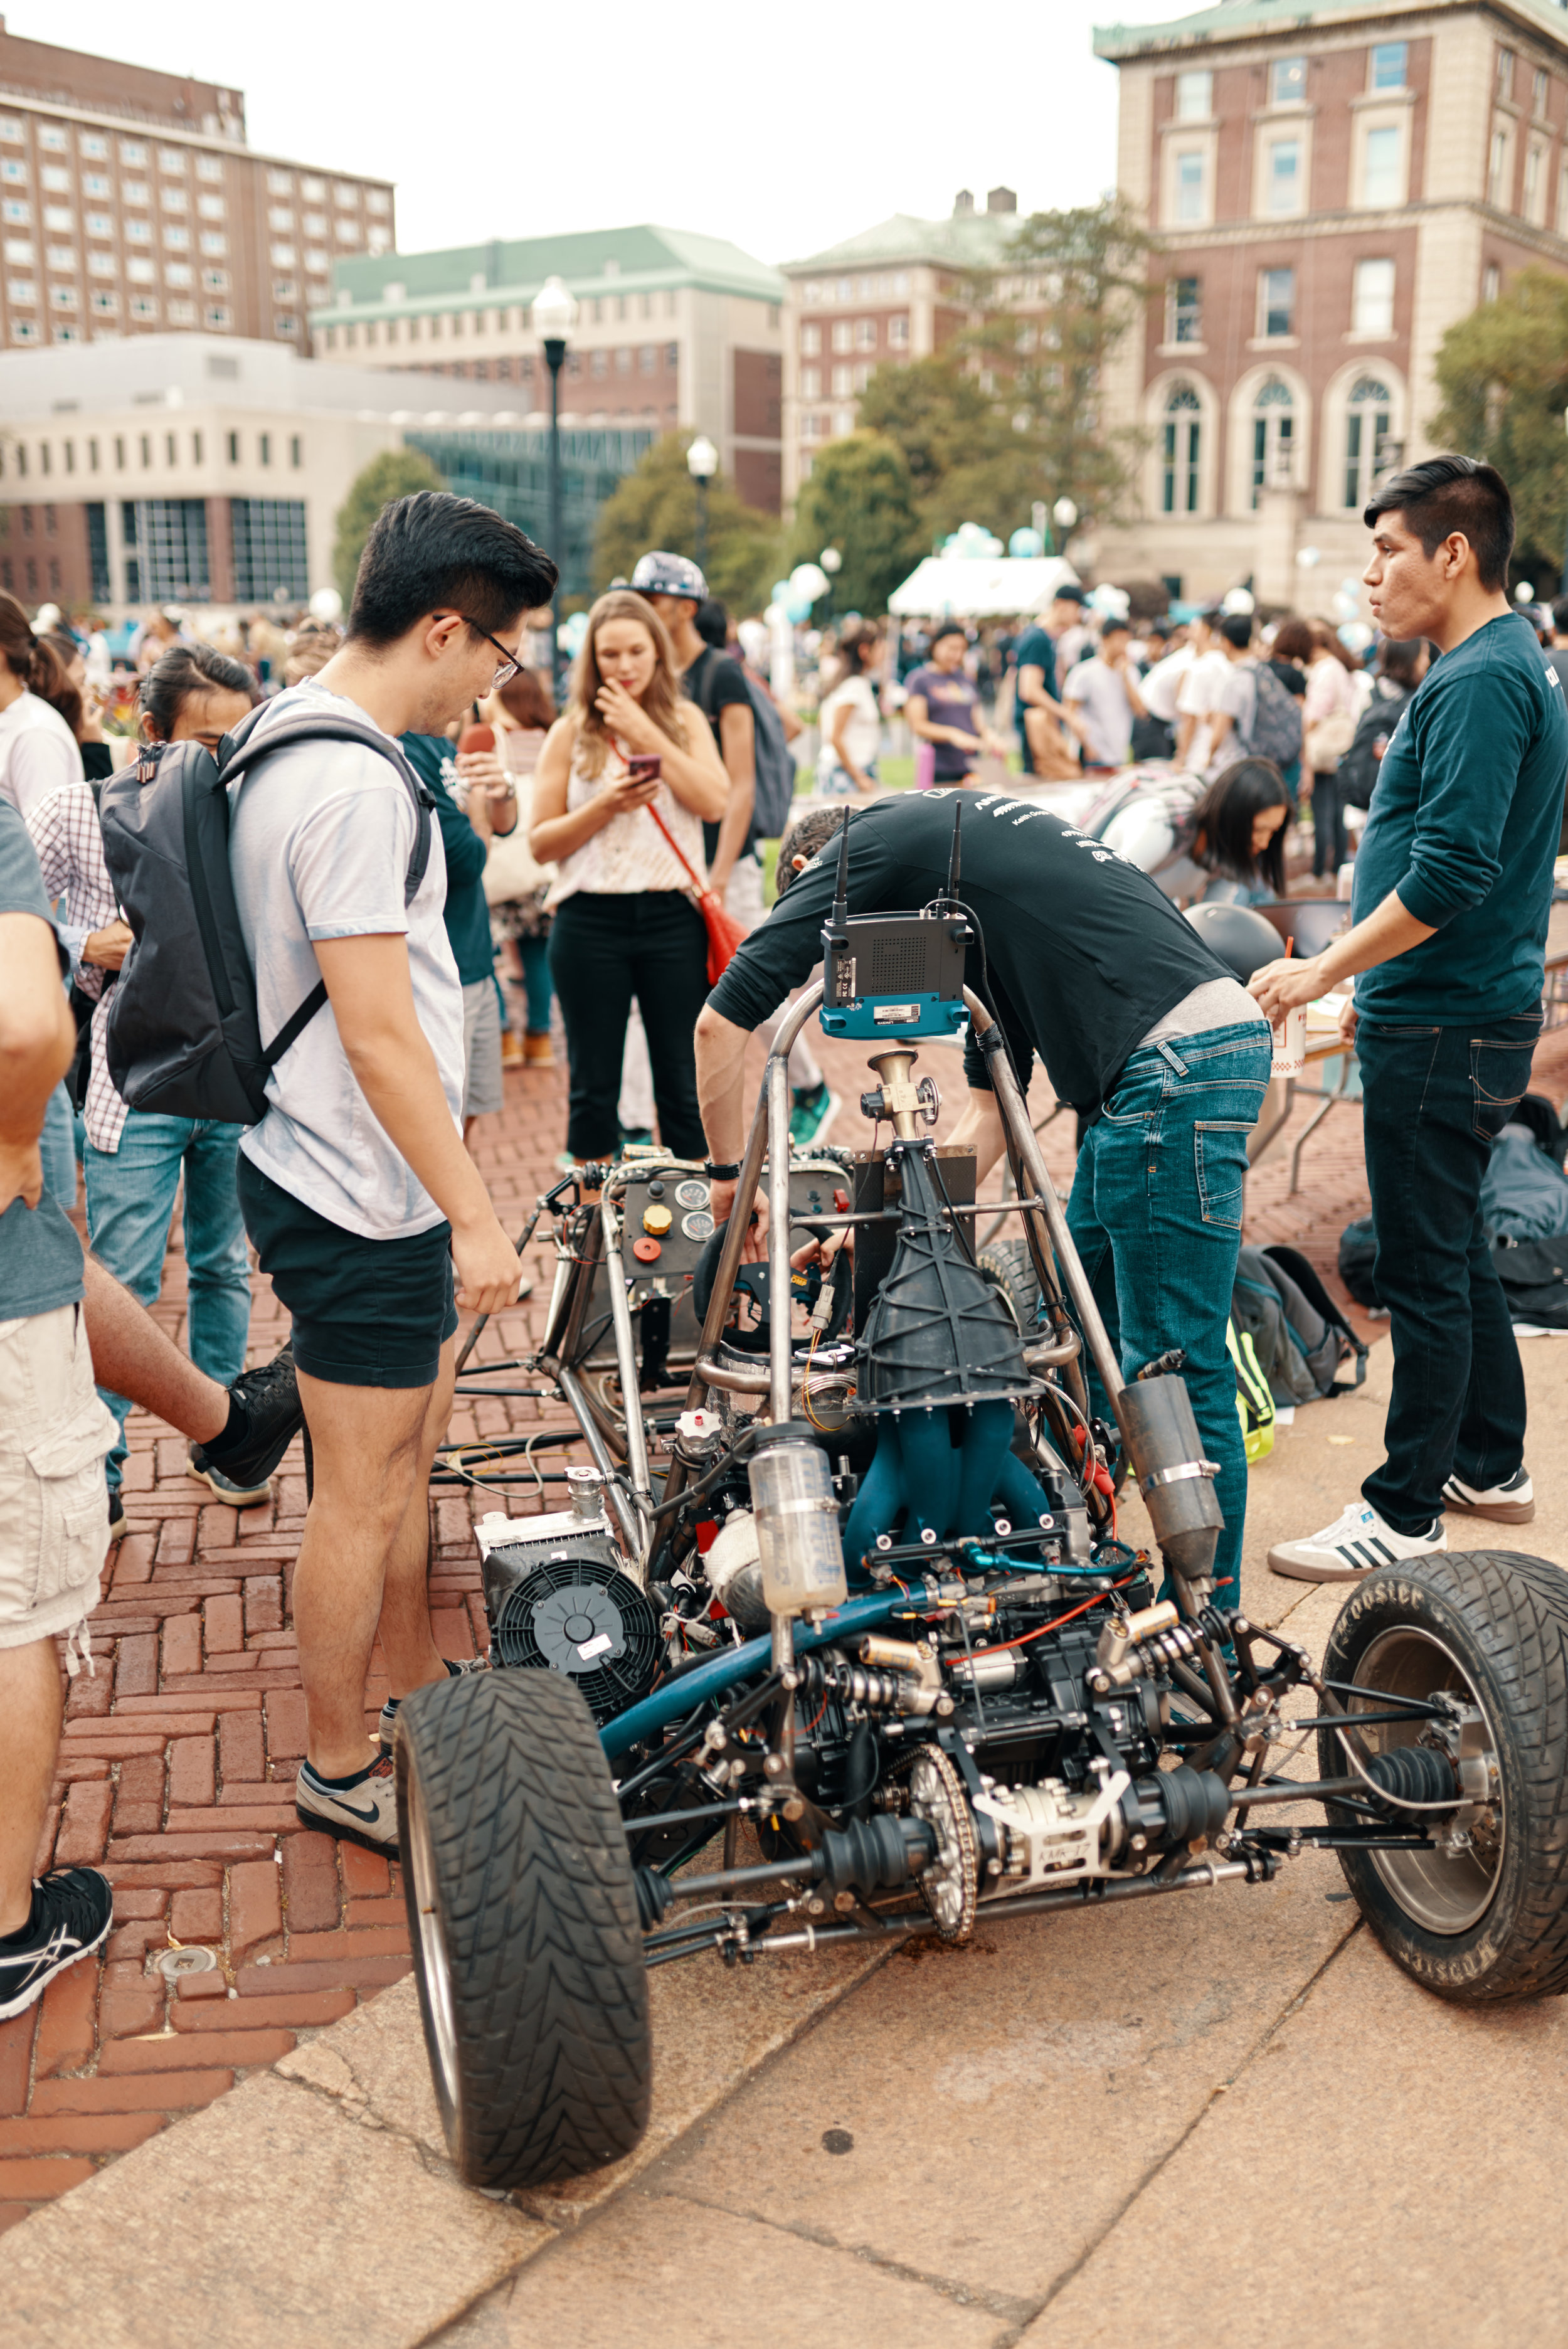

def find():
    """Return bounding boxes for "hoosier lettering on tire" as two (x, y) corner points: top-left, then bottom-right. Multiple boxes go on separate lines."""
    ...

(1320, 1549), (1568, 2003)
(395, 1668), (652, 2190)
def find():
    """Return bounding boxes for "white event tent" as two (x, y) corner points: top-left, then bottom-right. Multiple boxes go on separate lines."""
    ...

(887, 554), (1081, 619)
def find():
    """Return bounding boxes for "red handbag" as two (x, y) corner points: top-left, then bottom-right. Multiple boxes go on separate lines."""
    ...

(646, 803), (748, 985)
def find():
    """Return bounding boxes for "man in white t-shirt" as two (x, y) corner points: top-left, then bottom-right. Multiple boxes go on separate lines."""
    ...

(1202, 613), (1261, 778)
(228, 490), (556, 1855)
(1062, 620), (1147, 768)
(1174, 612), (1231, 775)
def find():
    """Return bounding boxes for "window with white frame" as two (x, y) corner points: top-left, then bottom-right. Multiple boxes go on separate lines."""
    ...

(856, 318), (876, 350)
(800, 367), (820, 398)
(831, 319), (853, 353)
(1344, 376), (1392, 507)
(1526, 138), (1548, 224)
(1175, 149), (1205, 222)
(1175, 69), (1212, 120)
(1363, 124), (1402, 206)
(1267, 136), (1303, 213)
(1483, 262), (1502, 302)
(1352, 258), (1396, 334)
(1168, 275), (1201, 342)
(1162, 383), (1202, 513)
(889, 315), (909, 347)
(1497, 47), (1514, 100)
(1534, 68), (1550, 116)
(1371, 42), (1407, 90)
(1251, 376), (1296, 503)
(1490, 125), (1511, 206)
(1271, 55), (1307, 105)
(831, 363), (852, 395)
(1259, 267), (1295, 337)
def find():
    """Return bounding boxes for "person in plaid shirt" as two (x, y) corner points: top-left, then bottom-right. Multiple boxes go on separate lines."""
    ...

(27, 642), (263, 1536)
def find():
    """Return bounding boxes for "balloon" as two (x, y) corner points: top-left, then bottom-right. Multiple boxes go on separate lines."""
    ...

(1338, 621), (1374, 653)
(784, 595), (813, 624)
(789, 563), (829, 603)
(1009, 528), (1045, 558)
(1295, 546), (1322, 569)
(1221, 587), (1255, 616)
(771, 581), (792, 607)
(309, 587), (344, 625)
(558, 610), (591, 655)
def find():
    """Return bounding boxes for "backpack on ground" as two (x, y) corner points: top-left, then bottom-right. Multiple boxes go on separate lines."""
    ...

(1228, 1318), (1276, 1464)
(1480, 1121), (1568, 1243)
(1338, 1216), (1382, 1309)
(1231, 1242), (1367, 1407)
(1239, 659), (1302, 768)
(689, 658), (798, 846)
(98, 710), (433, 1126)
(1491, 1234), (1568, 1329)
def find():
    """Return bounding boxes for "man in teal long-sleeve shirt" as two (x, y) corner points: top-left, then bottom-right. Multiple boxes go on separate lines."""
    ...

(1251, 456), (1567, 1581)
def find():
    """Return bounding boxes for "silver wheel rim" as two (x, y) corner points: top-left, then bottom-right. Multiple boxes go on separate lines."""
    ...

(404, 1767), (463, 2121)
(1352, 1626), (1505, 1936)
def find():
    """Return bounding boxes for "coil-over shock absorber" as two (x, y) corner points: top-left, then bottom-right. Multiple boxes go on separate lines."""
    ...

(1088, 1601), (1217, 1694)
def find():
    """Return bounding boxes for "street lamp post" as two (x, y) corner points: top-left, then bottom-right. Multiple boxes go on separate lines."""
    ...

(687, 433), (718, 578)
(1052, 496), (1078, 561)
(531, 273), (578, 699)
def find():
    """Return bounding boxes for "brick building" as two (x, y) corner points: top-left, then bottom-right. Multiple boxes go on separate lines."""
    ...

(310, 227), (785, 512)
(1092, 0), (1568, 606)
(779, 191), (1025, 506)
(0, 22), (393, 358)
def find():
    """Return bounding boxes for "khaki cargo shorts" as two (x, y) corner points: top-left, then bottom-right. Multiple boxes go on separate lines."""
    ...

(0, 1302), (117, 1667)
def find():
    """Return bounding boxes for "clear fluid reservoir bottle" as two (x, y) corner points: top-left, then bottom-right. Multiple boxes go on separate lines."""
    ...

(747, 1432), (847, 1617)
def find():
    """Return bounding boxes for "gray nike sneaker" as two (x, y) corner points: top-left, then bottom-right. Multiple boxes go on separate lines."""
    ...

(295, 1754), (400, 1855)
(378, 1654), (488, 1753)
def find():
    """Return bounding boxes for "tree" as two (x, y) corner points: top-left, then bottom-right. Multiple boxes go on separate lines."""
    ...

(592, 433), (781, 613)
(844, 201), (1153, 554)
(1430, 266), (1568, 590)
(332, 447), (446, 604)
(958, 198), (1155, 541)
(785, 432), (923, 614)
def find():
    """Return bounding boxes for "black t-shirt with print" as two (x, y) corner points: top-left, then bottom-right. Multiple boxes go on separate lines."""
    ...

(707, 788), (1227, 1115)
(684, 645), (751, 862)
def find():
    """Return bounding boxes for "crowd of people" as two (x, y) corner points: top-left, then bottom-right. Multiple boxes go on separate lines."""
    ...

(1, 453), (1563, 2042)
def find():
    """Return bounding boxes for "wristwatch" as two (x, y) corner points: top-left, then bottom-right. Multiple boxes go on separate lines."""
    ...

(703, 1160), (740, 1182)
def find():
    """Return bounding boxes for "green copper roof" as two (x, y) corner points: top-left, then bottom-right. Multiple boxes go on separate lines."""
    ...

(315, 224), (781, 323)
(1095, 0), (1568, 60)
(783, 211), (1024, 274)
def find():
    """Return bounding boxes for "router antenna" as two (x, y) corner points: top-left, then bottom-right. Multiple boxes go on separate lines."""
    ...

(832, 808), (851, 925)
(946, 800), (962, 901)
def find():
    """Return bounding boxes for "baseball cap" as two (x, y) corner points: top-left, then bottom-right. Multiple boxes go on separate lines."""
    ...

(630, 551), (708, 604)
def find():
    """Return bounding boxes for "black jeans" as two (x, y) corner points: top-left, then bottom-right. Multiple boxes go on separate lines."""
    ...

(1359, 1009), (1540, 1533)
(1310, 770), (1347, 876)
(548, 889), (710, 1160)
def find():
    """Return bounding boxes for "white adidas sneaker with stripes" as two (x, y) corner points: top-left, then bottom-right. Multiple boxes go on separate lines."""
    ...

(1268, 1501), (1446, 1584)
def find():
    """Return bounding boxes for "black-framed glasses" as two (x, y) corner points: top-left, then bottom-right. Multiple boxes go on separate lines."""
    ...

(454, 615), (524, 686)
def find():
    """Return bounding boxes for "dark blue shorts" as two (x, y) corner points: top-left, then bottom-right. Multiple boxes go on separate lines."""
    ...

(238, 1157), (457, 1389)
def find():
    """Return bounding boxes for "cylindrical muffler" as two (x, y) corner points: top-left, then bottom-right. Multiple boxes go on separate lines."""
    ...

(1116, 1376), (1224, 1584)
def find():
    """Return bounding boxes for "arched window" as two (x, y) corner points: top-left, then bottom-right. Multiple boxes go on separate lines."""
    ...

(1344, 374), (1392, 509)
(1250, 376), (1295, 506)
(1162, 383), (1202, 514)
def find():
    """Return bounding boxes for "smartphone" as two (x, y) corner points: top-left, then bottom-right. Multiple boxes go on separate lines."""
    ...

(627, 755), (662, 784)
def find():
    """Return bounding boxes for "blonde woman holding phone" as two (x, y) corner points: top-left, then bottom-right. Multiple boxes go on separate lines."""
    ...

(531, 589), (728, 1165)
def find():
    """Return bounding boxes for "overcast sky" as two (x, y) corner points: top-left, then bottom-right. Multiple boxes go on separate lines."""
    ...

(42, 0), (1184, 268)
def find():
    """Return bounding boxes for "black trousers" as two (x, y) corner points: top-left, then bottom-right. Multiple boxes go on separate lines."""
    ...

(1359, 1010), (1540, 1532)
(548, 889), (710, 1160)
(1310, 770), (1347, 876)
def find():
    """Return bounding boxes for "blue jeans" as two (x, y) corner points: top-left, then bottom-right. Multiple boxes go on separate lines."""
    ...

(1066, 1022), (1271, 1595)
(85, 1114), (253, 1491)
(41, 1082), (78, 1208)
(1358, 1010), (1539, 1533)
(517, 934), (553, 1032)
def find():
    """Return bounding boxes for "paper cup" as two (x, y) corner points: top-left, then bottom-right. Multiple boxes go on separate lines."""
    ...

(1270, 1002), (1306, 1079)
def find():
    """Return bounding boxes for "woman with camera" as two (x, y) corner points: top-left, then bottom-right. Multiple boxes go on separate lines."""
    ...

(531, 589), (729, 1165)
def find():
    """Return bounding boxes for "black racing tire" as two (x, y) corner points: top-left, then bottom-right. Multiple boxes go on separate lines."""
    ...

(395, 1667), (652, 2188)
(1319, 1551), (1568, 2003)
(977, 1237), (1041, 1335)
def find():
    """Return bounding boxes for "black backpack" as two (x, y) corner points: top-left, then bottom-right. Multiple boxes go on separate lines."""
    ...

(1239, 660), (1303, 768)
(98, 709), (433, 1125)
(688, 651), (797, 846)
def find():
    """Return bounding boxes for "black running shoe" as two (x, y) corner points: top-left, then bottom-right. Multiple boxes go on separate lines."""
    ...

(191, 1342), (303, 1496)
(0, 1868), (114, 2020)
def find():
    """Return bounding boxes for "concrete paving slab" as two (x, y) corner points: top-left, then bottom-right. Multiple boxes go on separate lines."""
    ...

(8, 2069), (541, 2349)
(1025, 1926), (1568, 2349)
(640, 1847), (1352, 2309)
(445, 2187), (1010, 2349)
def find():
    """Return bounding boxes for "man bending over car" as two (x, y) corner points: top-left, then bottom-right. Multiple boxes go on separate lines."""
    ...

(693, 793), (1271, 1601)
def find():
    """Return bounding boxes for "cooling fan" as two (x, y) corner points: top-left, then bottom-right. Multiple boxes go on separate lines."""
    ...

(491, 1551), (662, 1725)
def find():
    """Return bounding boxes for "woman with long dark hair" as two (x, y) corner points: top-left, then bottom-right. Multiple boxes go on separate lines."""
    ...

(0, 593), (82, 819)
(1190, 756), (1292, 905)
(531, 590), (729, 1163)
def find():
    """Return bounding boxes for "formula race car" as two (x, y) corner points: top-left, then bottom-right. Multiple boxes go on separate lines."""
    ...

(397, 810), (1568, 2194)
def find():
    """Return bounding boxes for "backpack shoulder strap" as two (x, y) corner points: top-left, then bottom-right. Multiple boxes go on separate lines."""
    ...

(220, 713), (433, 908)
(1261, 1243), (1369, 1389)
(686, 649), (718, 723)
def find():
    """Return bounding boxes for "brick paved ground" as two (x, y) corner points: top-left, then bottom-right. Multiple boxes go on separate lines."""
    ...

(6, 975), (1568, 2236)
